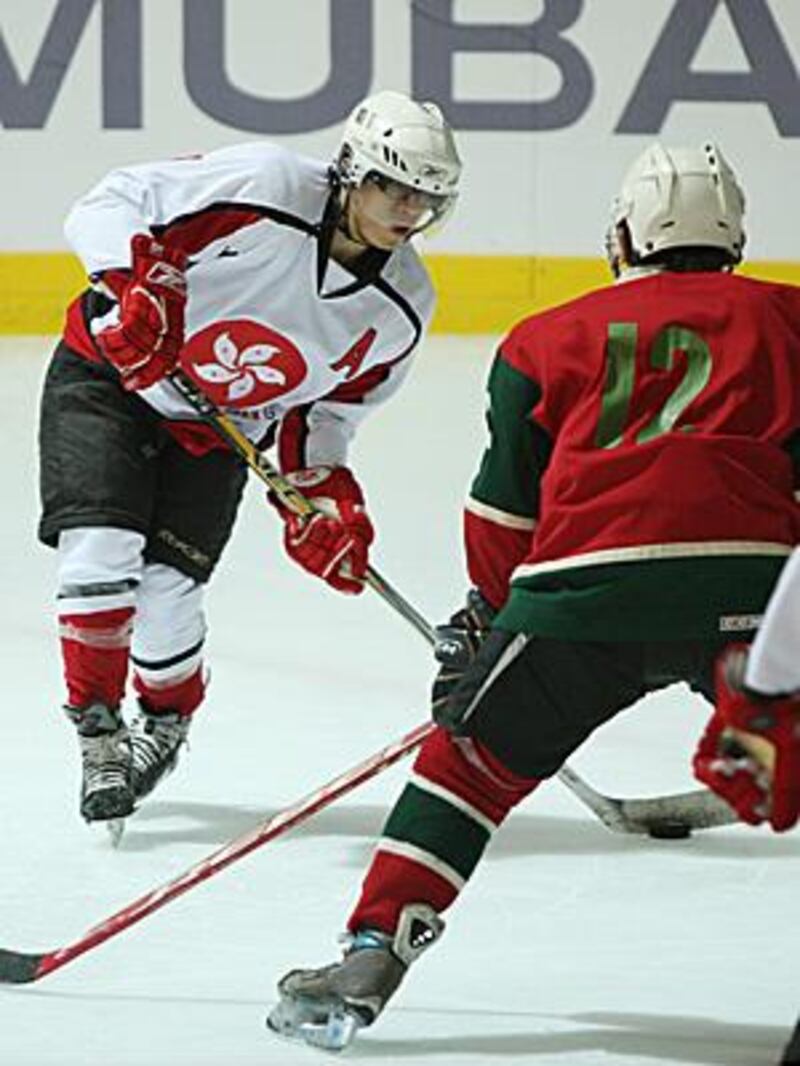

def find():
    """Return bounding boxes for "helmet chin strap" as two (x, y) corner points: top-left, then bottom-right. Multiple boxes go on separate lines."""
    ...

(336, 188), (373, 249)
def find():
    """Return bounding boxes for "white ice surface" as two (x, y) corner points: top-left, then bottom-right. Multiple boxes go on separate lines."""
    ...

(0, 336), (797, 1066)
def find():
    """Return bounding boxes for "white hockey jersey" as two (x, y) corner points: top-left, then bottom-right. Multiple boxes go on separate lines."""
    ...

(746, 547), (800, 693)
(62, 141), (435, 468)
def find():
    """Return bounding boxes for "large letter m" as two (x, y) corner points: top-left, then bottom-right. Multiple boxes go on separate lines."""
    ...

(0, 0), (141, 129)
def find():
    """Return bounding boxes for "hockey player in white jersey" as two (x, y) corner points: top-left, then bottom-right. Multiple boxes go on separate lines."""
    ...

(693, 549), (800, 1065)
(694, 546), (800, 833)
(38, 90), (461, 824)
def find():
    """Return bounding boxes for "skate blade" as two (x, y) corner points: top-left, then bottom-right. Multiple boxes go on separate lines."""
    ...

(267, 997), (362, 1052)
(105, 818), (126, 848)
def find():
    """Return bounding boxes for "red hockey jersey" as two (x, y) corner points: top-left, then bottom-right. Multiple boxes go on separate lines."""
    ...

(466, 271), (800, 640)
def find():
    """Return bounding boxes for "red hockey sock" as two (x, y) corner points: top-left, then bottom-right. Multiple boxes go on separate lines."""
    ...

(133, 666), (205, 718)
(59, 607), (134, 709)
(348, 727), (540, 934)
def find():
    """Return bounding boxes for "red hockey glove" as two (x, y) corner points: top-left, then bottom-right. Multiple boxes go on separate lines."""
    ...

(693, 644), (800, 832)
(270, 466), (374, 595)
(97, 234), (187, 391)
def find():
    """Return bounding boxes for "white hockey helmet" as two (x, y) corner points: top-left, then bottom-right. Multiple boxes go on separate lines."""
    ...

(606, 142), (746, 272)
(335, 89), (461, 230)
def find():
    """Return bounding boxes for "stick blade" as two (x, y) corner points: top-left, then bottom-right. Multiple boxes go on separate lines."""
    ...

(620, 789), (736, 833)
(0, 949), (47, 984)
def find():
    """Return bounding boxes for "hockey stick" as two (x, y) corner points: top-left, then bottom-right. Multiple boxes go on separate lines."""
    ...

(168, 371), (435, 641)
(0, 721), (435, 984)
(0, 712), (735, 986)
(166, 370), (736, 836)
(555, 765), (734, 837)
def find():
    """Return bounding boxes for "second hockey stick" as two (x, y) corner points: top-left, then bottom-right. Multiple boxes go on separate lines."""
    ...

(0, 722), (433, 985)
(0, 712), (734, 986)
(0, 708), (734, 985)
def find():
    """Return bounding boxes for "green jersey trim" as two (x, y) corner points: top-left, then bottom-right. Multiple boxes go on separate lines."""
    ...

(495, 554), (789, 641)
(470, 356), (550, 520)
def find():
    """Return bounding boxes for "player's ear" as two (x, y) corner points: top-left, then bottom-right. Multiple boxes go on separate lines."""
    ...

(615, 221), (635, 272)
(606, 220), (634, 278)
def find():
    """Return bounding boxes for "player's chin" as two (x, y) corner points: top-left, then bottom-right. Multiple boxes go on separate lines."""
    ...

(371, 226), (413, 249)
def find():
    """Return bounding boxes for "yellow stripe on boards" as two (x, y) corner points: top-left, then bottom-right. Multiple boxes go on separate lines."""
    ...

(424, 255), (800, 335)
(425, 254), (608, 334)
(2, 251), (799, 336)
(0, 254), (86, 335)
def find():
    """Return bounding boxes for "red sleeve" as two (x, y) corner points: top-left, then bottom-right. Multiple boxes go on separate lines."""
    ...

(464, 507), (531, 610)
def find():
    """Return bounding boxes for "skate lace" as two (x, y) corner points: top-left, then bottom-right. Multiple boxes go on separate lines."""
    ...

(81, 732), (130, 792)
(130, 715), (188, 774)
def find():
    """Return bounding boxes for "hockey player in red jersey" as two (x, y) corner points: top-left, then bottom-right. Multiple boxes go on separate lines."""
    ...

(268, 142), (800, 1051)
(39, 90), (461, 824)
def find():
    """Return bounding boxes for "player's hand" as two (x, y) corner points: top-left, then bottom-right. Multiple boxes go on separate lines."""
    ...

(693, 644), (800, 831)
(270, 466), (374, 594)
(97, 234), (188, 391)
(432, 588), (495, 726)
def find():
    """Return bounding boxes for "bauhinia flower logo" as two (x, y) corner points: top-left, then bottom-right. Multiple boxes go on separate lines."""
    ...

(195, 331), (286, 402)
(181, 320), (307, 410)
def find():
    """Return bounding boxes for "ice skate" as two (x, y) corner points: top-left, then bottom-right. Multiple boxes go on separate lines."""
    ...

(267, 903), (443, 1051)
(129, 702), (191, 801)
(65, 703), (135, 823)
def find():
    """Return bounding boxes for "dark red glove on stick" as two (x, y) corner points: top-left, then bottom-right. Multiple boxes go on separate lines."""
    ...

(693, 645), (800, 831)
(97, 234), (188, 391)
(270, 466), (374, 595)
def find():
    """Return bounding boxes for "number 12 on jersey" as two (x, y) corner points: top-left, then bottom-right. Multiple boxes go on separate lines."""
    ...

(594, 322), (712, 449)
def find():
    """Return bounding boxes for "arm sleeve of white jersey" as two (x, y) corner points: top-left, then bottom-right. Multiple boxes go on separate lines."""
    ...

(277, 356), (416, 471)
(63, 143), (297, 275)
(746, 547), (800, 694)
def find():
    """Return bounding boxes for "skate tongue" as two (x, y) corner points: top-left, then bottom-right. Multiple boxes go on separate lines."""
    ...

(267, 996), (364, 1051)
